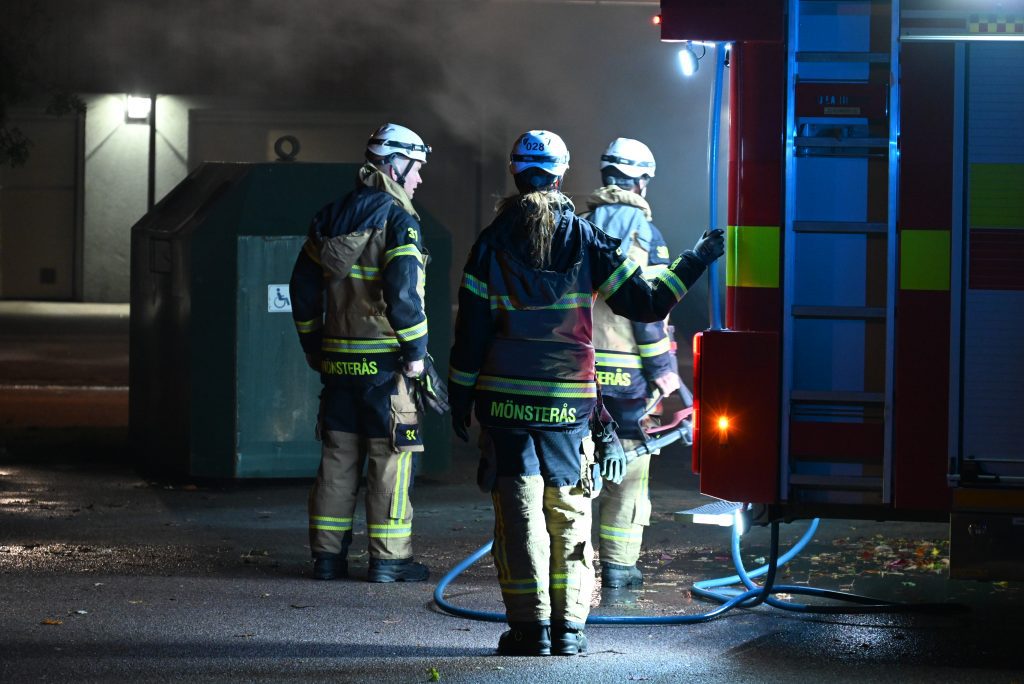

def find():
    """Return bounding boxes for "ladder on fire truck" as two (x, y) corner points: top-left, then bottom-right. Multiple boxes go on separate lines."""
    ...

(780, 0), (900, 506)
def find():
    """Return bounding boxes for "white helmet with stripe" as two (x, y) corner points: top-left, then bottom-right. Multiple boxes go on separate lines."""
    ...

(601, 137), (656, 179)
(366, 123), (431, 164)
(509, 130), (570, 178)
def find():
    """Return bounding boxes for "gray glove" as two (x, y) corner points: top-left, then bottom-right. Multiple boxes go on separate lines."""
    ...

(594, 417), (627, 485)
(599, 447), (627, 485)
(693, 228), (726, 265)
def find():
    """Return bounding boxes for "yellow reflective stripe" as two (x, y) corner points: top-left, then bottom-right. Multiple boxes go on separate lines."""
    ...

(638, 337), (671, 358)
(599, 259), (641, 300)
(599, 524), (643, 541)
(550, 572), (578, 590)
(310, 515), (353, 531)
(321, 337), (401, 353)
(390, 451), (412, 520)
(295, 318), (322, 334)
(726, 225), (780, 288)
(595, 352), (643, 368)
(476, 375), (596, 399)
(641, 457), (649, 498)
(489, 292), (593, 311)
(384, 244), (423, 266)
(461, 273), (488, 299)
(900, 229), (951, 291)
(449, 366), (479, 387)
(368, 522), (412, 538)
(349, 264), (381, 281)
(395, 319), (428, 343)
(657, 268), (687, 301)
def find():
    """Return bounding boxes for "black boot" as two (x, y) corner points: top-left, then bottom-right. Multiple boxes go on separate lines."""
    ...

(367, 557), (430, 583)
(311, 530), (351, 580)
(312, 552), (347, 580)
(497, 622), (551, 656)
(601, 562), (644, 589)
(551, 621), (588, 656)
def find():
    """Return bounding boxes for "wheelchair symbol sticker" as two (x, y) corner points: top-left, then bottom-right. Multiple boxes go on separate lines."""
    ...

(268, 284), (292, 313)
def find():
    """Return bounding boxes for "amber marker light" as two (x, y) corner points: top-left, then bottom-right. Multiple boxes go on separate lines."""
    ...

(717, 416), (730, 431)
(652, 14), (662, 25)
(717, 415), (731, 445)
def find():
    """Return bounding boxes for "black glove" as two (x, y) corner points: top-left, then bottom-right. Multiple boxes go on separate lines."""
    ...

(592, 406), (627, 485)
(452, 404), (471, 442)
(412, 354), (450, 415)
(693, 228), (726, 265)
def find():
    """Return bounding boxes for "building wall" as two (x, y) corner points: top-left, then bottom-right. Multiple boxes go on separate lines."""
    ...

(0, 109), (81, 300)
(8, 1), (724, 342)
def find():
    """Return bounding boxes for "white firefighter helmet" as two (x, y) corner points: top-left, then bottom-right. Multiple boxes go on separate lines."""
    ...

(600, 137), (656, 179)
(508, 130), (570, 178)
(366, 123), (431, 163)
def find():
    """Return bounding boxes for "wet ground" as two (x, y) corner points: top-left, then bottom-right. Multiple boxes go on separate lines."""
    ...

(2, 302), (1023, 682)
(2, 432), (1023, 683)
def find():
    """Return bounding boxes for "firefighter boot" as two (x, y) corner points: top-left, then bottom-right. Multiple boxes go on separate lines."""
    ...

(313, 552), (347, 580)
(367, 557), (430, 583)
(601, 561), (644, 588)
(550, 621), (588, 656)
(497, 622), (552, 656)
(312, 529), (351, 580)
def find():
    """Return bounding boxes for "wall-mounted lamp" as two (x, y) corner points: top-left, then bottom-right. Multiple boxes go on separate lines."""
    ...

(677, 41), (715, 77)
(125, 95), (152, 122)
(678, 43), (700, 76)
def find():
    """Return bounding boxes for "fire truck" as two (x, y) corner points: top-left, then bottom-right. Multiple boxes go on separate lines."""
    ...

(660, 0), (1024, 580)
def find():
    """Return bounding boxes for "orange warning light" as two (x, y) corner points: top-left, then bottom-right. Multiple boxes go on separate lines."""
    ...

(652, 14), (662, 26)
(717, 415), (731, 445)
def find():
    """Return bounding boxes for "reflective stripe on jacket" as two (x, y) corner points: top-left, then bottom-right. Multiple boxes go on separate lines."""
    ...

(290, 166), (428, 386)
(449, 192), (706, 430)
(585, 189), (675, 399)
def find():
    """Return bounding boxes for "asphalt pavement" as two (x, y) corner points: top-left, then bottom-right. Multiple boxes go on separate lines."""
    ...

(1, 302), (1023, 682)
(2, 432), (1023, 683)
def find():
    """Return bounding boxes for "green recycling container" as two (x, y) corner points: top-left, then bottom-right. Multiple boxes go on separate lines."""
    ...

(130, 162), (451, 478)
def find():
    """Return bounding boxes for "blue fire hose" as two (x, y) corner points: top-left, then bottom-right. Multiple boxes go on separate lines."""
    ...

(433, 514), (961, 624)
(432, 414), (963, 623)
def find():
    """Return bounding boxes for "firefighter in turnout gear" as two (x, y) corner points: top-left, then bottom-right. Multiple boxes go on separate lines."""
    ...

(448, 130), (724, 656)
(584, 138), (684, 590)
(290, 123), (433, 583)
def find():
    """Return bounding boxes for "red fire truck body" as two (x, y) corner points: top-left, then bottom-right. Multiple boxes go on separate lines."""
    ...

(661, 0), (1024, 579)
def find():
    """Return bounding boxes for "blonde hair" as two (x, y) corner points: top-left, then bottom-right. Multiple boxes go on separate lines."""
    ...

(495, 190), (571, 269)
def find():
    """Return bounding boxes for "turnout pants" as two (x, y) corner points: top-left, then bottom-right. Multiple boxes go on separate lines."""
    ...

(598, 438), (652, 566)
(308, 376), (421, 560)
(487, 428), (597, 628)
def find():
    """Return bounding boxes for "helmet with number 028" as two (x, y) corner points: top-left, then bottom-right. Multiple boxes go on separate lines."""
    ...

(366, 123), (431, 164)
(508, 130), (570, 178)
(600, 137), (656, 179)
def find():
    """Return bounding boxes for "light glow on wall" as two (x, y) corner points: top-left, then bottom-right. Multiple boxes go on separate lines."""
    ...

(125, 95), (152, 122)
